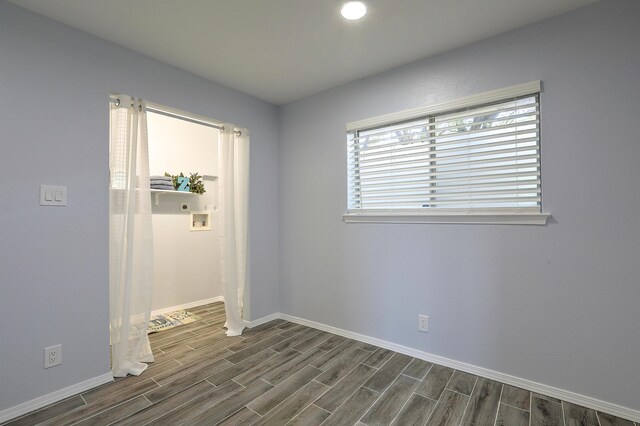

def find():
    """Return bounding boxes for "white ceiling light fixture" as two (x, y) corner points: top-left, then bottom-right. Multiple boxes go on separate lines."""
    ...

(341, 1), (367, 20)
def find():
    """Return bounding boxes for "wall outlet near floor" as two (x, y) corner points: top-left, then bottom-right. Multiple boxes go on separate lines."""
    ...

(418, 315), (429, 332)
(44, 344), (62, 368)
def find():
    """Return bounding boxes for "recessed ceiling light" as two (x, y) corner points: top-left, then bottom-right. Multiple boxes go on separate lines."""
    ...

(341, 1), (367, 20)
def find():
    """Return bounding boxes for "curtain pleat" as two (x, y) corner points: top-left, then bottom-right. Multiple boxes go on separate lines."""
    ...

(219, 125), (249, 336)
(109, 95), (154, 377)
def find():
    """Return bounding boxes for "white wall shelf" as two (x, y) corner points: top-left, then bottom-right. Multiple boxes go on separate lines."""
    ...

(150, 189), (199, 206)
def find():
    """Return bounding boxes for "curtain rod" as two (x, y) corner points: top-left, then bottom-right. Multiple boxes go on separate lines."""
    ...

(109, 97), (241, 136)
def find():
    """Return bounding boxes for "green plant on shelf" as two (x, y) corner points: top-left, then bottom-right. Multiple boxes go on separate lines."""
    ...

(188, 173), (206, 194)
(164, 172), (206, 194)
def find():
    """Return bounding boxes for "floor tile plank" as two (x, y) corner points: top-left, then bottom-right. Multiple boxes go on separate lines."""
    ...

(226, 327), (282, 352)
(403, 358), (434, 380)
(248, 365), (323, 415)
(242, 319), (286, 337)
(145, 380), (242, 425)
(363, 352), (413, 392)
(271, 329), (322, 352)
(277, 324), (309, 339)
(251, 380), (329, 426)
(234, 349), (301, 385)
(460, 377), (502, 426)
(597, 412), (635, 426)
(40, 379), (158, 426)
(155, 380), (270, 425)
(208, 349), (277, 385)
(501, 384), (530, 411)
(426, 389), (470, 426)
(563, 401), (599, 426)
(361, 374), (419, 425)
(358, 342), (380, 352)
(144, 359), (232, 403)
(173, 345), (233, 366)
(81, 359), (178, 403)
(391, 394), (438, 426)
(111, 380), (217, 426)
(321, 386), (380, 426)
(3, 396), (86, 426)
(362, 347), (395, 369)
(73, 395), (150, 426)
(530, 396), (563, 426)
(311, 339), (363, 370)
(316, 348), (372, 387)
(277, 321), (304, 332)
(446, 370), (477, 395)
(292, 330), (332, 352)
(225, 334), (286, 364)
(149, 330), (198, 350)
(179, 331), (241, 352)
(314, 363), (376, 412)
(496, 403), (530, 426)
(286, 404), (331, 426)
(150, 344), (196, 364)
(261, 348), (326, 385)
(415, 364), (455, 400)
(216, 407), (261, 425)
(152, 354), (226, 386)
(316, 335), (348, 352)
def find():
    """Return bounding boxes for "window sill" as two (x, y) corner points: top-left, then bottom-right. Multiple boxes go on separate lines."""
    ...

(342, 212), (550, 225)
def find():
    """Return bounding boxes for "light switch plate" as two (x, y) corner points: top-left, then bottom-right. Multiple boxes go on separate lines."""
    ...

(40, 185), (67, 206)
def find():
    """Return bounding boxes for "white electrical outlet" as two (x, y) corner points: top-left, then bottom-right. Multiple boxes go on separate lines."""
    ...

(418, 315), (429, 332)
(44, 344), (62, 368)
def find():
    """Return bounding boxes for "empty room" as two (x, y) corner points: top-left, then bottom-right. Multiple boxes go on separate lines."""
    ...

(0, 0), (638, 425)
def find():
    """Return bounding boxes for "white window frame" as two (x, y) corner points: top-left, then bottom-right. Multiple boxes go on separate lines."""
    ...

(343, 81), (550, 225)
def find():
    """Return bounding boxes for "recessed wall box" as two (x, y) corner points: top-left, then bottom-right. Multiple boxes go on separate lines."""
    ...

(190, 211), (211, 231)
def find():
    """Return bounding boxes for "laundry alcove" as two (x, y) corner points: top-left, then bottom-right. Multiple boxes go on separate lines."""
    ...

(108, 97), (249, 378)
(146, 108), (221, 312)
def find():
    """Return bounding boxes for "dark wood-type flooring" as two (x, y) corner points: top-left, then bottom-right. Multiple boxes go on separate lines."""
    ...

(4, 302), (637, 426)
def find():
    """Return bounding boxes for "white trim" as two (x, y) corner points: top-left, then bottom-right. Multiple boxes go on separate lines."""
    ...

(244, 313), (279, 328)
(151, 296), (224, 316)
(343, 212), (550, 225)
(346, 80), (541, 131)
(243, 312), (639, 423)
(0, 373), (113, 423)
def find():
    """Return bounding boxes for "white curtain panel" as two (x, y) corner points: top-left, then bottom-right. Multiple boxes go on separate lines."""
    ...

(109, 95), (155, 377)
(218, 125), (249, 336)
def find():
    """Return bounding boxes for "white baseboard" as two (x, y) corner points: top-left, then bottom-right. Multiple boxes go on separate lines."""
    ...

(151, 296), (224, 316)
(0, 372), (113, 424)
(245, 313), (279, 328)
(275, 312), (640, 423)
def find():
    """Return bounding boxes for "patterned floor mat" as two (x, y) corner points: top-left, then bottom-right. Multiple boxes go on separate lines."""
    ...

(148, 309), (201, 333)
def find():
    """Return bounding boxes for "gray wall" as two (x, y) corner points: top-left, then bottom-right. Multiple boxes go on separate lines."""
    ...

(0, 1), (279, 410)
(279, 0), (640, 411)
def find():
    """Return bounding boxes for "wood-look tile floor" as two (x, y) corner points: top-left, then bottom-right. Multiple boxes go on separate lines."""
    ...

(4, 302), (637, 426)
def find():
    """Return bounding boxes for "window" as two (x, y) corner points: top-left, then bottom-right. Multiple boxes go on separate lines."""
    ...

(345, 81), (549, 224)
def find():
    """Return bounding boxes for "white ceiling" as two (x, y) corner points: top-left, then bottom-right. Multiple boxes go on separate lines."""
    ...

(8, 0), (597, 105)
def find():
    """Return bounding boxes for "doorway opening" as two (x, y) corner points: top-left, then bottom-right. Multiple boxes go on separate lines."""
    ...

(108, 96), (249, 378)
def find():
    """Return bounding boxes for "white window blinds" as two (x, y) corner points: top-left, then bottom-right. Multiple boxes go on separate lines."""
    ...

(347, 83), (541, 215)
